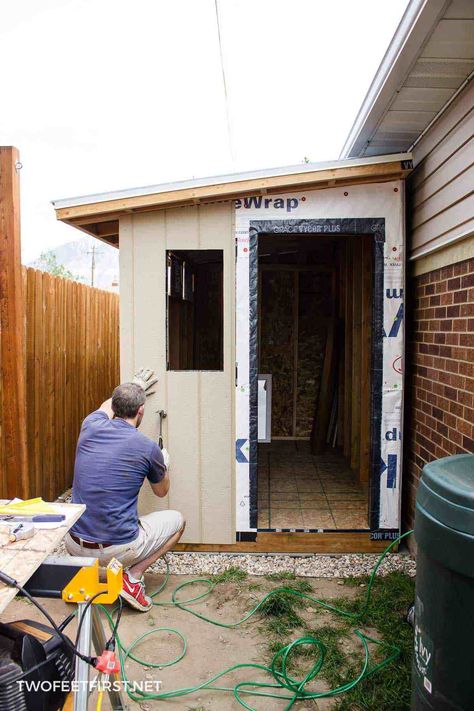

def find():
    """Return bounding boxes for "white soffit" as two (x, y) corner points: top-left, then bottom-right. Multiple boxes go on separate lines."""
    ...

(340, 0), (474, 159)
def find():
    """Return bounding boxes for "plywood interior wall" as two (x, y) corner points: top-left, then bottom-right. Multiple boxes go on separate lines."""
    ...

(259, 267), (333, 437)
(119, 203), (235, 544)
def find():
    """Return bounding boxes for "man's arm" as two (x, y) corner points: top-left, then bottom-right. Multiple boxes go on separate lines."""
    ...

(150, 471), (170, 498)
(148, 442), (169, 497)
(98, 398), (114, 419)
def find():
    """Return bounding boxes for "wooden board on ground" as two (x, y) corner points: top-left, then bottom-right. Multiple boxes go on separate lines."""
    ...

(0, 502), (85, 615)
(176, 532), (395, 554)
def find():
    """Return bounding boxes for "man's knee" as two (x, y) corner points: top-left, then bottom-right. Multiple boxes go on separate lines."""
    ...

(173, 510), (185, 534)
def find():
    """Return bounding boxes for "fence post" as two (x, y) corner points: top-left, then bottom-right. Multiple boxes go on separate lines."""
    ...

(0, 147), (28, 498)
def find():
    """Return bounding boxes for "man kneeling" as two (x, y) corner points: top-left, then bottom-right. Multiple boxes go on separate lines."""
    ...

(65, 375), (185, 611)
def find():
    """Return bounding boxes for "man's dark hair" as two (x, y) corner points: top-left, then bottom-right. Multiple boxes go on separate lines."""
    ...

(111, 383), (146, 418)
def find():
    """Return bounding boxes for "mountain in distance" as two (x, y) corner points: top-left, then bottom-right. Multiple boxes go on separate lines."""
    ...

(28, 235), (119, 292)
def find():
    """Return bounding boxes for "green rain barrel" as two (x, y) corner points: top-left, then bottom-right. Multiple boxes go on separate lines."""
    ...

(412, 453), (474, 710)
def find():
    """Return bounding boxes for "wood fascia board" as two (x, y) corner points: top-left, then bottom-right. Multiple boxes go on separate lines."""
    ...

(71, 171), (407, 236)
(55, 160), (408, 222)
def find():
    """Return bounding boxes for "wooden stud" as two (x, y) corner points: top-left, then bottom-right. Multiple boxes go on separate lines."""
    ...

(359, 237), (373, 483)
(351, 240), (363, 472)
(310, 277), (337, 454)
(337, 245), (345, 448)
(292, 270), (299, 437)
(343, 241), (352, 458)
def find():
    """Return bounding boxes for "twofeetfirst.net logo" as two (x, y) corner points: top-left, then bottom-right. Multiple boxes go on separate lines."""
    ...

(235, 196), (301, 212)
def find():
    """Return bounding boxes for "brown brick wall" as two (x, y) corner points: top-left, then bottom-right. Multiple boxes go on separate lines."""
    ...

(403, 256), (474, 532)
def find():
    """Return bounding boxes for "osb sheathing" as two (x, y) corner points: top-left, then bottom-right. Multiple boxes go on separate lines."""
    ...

(259, 269), (332, 438)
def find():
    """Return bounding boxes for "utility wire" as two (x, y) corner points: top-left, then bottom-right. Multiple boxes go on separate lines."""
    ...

(214, 0), (235, 165)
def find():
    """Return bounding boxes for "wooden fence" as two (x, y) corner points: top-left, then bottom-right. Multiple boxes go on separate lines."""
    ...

(22, 268), (120, 500)
(0, 148), (120, 501)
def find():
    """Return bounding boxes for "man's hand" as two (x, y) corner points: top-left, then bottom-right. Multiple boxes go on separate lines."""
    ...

(132, 368), (158, 396)
(162, 447), (170, 471)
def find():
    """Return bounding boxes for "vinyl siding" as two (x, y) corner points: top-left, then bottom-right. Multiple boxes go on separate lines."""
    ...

(408, 78), (474, 259)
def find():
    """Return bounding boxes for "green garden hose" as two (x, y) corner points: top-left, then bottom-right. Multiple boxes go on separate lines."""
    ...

(98, 530), (413, 710)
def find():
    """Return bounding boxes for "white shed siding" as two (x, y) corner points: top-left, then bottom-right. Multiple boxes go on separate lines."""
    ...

(408, 78), (474, 259)
(119, 203), (235, 544)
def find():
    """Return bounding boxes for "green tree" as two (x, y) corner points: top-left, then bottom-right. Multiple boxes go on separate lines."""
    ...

(33, 250), (83, 282)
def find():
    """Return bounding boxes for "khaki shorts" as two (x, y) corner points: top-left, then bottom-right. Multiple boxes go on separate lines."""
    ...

(64, 510), (184, 569)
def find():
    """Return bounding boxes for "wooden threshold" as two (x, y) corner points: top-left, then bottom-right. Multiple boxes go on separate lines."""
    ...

(175, 532), (396, 554)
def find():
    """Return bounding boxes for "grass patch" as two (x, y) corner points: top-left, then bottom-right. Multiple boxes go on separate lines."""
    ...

(257, 571), (414, 711)
(265, 571), (297, 581)
(259, 581), (313, 618)
(258, 584), (313, 639)
(260, 590), (304, 618)
(213, 566), (248, 584)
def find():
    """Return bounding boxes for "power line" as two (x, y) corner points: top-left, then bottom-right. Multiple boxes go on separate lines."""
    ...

(214, 0), (235, 165)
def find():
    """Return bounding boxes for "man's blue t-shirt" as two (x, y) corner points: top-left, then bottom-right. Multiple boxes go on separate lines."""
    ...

(71, 411), (166, 544)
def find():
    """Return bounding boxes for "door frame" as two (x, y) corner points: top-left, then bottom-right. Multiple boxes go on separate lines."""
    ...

(247, 219), (387, 537)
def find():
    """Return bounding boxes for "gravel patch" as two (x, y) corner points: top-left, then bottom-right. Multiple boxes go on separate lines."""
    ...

(148, 551), (416, 578)
(55, 490), (415, 579)
(52, 542), (415, 578)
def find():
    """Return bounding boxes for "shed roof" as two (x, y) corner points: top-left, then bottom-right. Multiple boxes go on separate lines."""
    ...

(340, 0), (474, 159)
(53, 152), (412, 247)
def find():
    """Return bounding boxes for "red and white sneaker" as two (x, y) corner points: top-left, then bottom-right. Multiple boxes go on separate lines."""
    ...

(120, 571), (152, 612)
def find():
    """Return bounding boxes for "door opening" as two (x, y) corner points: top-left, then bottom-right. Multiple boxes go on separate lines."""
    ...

(256, 233), (373, 532)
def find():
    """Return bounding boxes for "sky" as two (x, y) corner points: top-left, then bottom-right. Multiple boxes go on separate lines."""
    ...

(0, 0), (409, 262)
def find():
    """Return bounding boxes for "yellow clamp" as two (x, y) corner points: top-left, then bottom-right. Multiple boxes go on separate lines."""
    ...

(62, 558), (123, 605)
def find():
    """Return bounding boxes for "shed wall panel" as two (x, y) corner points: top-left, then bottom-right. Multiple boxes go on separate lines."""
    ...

(119, 203), (234, 544)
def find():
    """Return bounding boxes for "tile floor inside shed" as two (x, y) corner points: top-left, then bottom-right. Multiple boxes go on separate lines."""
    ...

(257, 441), (369, 530)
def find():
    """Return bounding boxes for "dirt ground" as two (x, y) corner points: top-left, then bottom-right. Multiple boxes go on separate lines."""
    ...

(1, 572), (369, 711)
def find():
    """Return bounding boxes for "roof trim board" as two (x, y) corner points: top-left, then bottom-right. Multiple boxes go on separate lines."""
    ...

(52, 153), (411, 211)
(53, 153), (413, 247)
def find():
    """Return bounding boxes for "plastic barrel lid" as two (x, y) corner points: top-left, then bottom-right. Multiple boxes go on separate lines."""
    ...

(417, 454), (474, 535)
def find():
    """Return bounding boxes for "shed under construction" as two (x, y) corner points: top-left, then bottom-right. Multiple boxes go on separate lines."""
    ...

(53, 153), (412, 552)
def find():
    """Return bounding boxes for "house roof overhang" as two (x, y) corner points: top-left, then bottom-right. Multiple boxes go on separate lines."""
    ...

(52, 152), (413, 248)
(340, 0), (474, 159)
